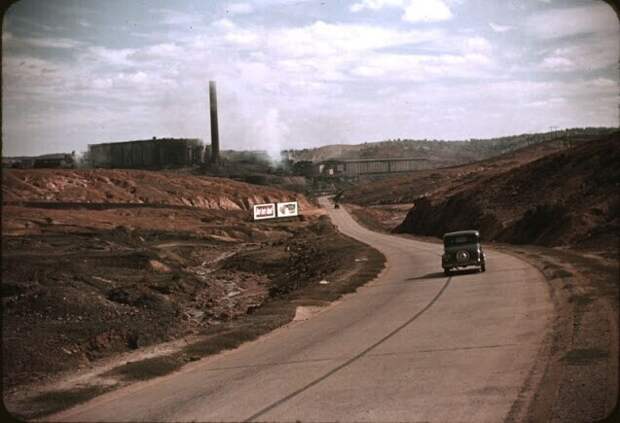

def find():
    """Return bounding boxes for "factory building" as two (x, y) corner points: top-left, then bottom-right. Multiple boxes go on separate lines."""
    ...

(87, 82), (220, 170)
(313, 158), (427, 177)
(88, 137), (204, 169)
(3, 153), (76, 169)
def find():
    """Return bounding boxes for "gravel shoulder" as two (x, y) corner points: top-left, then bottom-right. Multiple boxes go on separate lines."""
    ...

(496, 244), (618, 422)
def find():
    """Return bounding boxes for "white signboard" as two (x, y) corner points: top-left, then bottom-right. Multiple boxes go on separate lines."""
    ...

(277, 201), (299, 218)
(253, 203), (276, 220)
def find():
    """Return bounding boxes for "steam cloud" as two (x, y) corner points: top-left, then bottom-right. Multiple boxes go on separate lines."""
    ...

(252, 108), (290, 162)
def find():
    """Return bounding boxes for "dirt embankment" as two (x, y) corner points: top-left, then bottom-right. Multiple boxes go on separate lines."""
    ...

(2, 169), (313, 211)
(393, 131), (619, 254)
(1, 169), (384, 418)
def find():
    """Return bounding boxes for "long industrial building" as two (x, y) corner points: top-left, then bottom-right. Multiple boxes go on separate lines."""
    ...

(316, 158), (427, 177)
(88, 138), (204, 169)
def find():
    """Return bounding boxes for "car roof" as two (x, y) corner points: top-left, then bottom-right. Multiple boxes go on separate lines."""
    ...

(443, 230), (480, 238)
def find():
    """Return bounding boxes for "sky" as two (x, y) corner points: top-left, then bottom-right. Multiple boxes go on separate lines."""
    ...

(2, 0), (619, 157)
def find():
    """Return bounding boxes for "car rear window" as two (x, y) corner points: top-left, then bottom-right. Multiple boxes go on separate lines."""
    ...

(444, 235), (478, 246)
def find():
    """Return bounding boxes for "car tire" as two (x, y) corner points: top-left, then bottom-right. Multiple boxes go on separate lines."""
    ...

(480, 262), (486, 272)
(456, 250), (470, 263)
(444, 268), (451, 276)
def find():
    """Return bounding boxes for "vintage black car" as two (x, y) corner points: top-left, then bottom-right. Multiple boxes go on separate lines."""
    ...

(442, 230), (486, 275)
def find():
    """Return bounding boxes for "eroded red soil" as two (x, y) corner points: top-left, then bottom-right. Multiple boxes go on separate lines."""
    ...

(1, 169), (334, 390)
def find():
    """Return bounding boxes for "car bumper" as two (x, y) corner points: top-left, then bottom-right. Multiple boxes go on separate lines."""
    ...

(442, 257), (484, 269)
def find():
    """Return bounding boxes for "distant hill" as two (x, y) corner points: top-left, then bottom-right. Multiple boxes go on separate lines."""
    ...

(342, 129), (586, 205)
(285, 127), (617, 166)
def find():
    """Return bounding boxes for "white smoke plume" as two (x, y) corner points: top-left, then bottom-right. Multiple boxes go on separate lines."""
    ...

(252, 107), (290, 163)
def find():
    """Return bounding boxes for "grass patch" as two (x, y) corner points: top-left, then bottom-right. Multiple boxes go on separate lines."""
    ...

(347, 207), (389, 233)
(184, 328), (257, 356)
(541, 260), (556, 270)
(103, 355), (186, 381)
(550, 269), (574, 279)
(568, 294), (594, 307)
(536, 260), (574, 281)
(12, 384), (116, 420)
(562, 348), (609, 366)
(184, 309), (295, 357)
(292, 298), (331, 307)
(99, 320), (294, 385)
(292, 237), (385, 304)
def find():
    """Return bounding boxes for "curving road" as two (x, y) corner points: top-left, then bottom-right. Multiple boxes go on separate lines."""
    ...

(49, 199), (553, 422)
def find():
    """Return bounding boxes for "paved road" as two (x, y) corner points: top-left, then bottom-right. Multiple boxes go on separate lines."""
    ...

(50, 199), (552, 422)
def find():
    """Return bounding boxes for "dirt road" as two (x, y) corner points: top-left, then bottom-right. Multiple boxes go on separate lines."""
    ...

(47, 198), (552, 422)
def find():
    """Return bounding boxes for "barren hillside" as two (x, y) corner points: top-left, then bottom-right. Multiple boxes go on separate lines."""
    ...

(343, 133), (574, 206)
(394, 131), (619, 253)
(286, 127), (616, 164)
(1, 169), (382, 397)
(2, 169), (312, 211)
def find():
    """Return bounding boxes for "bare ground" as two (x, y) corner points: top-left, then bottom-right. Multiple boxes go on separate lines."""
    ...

(1, 169), (386, 420)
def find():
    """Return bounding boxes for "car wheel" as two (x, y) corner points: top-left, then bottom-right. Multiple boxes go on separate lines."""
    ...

(480, 262), (486, 272)
(456, 250), (470, 264)
(444, 268), (451, 276)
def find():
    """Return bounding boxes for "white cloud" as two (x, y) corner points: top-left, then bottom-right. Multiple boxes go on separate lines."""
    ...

(350, 50), (493, 80)
(540, 56), (575, 71)
(350, 0), (453, 23)
(382, 77), (618, 136)
(129, 43), (183, 60)
(223, 26), (260, 45)
(403, 0), (452, 22)
(461, 36), (492, 53)
(84, 46), (137, 67)
(538, 34), (619, 73)
(526, 97), (566, 108)
(489, 22), (513, 32)
(212, 18), (236, 30)
(526, 3), (618, 39)
(4, 33), (84, 49)
(266, 21), (442, 59)
(153, 8), (204, 26)
(226, 2), (254, 15)
(88, 71), (176, 92)
(3, 55), (64, 88)
(350, 0), (404, 12)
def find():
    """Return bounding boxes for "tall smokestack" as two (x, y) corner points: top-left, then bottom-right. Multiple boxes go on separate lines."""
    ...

(209, 80), (220, 164)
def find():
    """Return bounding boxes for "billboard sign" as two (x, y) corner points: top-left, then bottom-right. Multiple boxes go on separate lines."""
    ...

(253, 203), (276, 220)
(277, 201), (299, 218)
